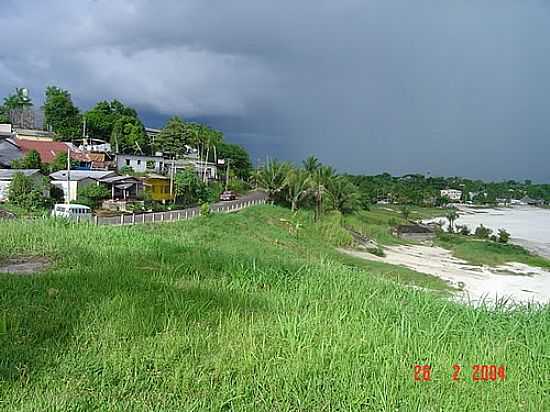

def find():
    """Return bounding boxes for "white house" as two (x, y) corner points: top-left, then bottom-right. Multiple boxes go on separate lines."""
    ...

(0, 169), (45, 202)
(116, 154), (165, 174)
(49, 170), (116, 202)
(440, 189), (462, 202)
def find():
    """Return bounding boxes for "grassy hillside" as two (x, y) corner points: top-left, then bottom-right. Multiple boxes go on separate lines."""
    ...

(1, 206), (549, 410)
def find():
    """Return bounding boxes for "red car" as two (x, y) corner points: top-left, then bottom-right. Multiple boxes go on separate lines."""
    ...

(220, 191), (237, 201)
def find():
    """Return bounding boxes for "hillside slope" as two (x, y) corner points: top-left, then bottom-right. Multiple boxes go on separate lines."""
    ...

(1, 206), (548, 410)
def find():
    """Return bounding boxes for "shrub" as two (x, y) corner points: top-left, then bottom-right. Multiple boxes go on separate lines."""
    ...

(489, 235), (498, 242)
(367, 246), (385, 257)
(457, 225), (471, 236)
(8, 173), (48, 211)
(498, 229), (511, 243)
(388, 217), (398, 227)
(76, 184), (111, 209)
(474, 224), (493, 239)
(200, 202), (211, 217)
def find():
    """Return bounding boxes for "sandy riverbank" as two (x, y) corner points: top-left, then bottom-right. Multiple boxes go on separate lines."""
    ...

(342, 245), (550, 306)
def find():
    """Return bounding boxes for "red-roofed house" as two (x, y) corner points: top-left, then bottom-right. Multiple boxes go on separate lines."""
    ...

(14, 138), (92, 166)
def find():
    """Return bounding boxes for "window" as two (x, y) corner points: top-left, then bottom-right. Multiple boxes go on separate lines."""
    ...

(125, 159), (131, 166)
(137, 159), (142, 166)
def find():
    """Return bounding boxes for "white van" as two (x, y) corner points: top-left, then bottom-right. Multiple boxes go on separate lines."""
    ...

(52, 204), (93, 222)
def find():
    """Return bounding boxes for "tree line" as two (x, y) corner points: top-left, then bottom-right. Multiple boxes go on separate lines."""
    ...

(346, 173), (550, 205)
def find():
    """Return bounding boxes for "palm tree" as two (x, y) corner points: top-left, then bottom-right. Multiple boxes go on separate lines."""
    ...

(3, 88), (33, 110)
(284, 168), (311, 211)
(325, 176), (361, 214)
(302, 155), (321, 174)
(446, 209), (459, 232)
(253, 159), (291, 203)
(309, 165), (336, 221)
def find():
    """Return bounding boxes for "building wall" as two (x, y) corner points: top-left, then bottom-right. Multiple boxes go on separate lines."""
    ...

(51, 178), (96, 202)
(0, 181), (9, 201)
(117, 156), (164, 173)
(146, 178), (174, 202)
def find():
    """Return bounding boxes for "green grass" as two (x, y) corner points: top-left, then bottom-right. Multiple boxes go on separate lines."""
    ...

(343, 205), (443, 245)
(436, 233), (550, 269)
(1, 205), (549, 411)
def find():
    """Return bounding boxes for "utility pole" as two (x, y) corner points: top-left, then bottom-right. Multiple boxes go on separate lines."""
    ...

(169, 156), (176, 204)
(66, 147), (71, 204)
(225, 158), (231, 191)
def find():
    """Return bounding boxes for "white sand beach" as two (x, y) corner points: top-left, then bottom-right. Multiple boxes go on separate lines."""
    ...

(343, 245), (550, 306)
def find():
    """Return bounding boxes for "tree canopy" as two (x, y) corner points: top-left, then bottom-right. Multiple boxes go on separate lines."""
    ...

(217, 142), (252, 180)
(154, 116), (190, 156)
(85, 100), (139, 140)
(43, 86), (81, 139)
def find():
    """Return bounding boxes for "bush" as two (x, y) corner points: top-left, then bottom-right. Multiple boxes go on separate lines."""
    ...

(498, 229), (511, 243)
(474, 224), (493, 239)
(388, 217), (398, 227)
(8, 173), (48, 211)
(76, 184), (111, 209)
(489, 235), (498, 242)
(200, 202), (211, 217)
(457, 225), (471, 236)
(367, 246), (385, 257)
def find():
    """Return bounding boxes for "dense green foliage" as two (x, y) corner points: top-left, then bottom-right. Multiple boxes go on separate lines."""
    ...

(153, 116), (190, 156)
(11, 150), (42, 170)
(347, 173), (550, 205)
(0, 88), (33, 123)
(43, 86), (81, 139)
(6, 172), (49, 211)
(76, 185), (111, 209)
(84, 100), (139, 140)
(174, 167), (209, 207)
(0, 207), (548, 410)
(217, 143), (252, 180)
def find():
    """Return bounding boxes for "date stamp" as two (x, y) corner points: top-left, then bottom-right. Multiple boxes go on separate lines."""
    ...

(414, 364), (506, 382)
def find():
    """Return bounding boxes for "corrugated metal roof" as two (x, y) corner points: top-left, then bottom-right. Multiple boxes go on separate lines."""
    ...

(50, 170), (116, 181)
(0, 169), (41, 179)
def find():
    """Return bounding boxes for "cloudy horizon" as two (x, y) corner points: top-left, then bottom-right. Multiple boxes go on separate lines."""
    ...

(1, 0), (549, 181)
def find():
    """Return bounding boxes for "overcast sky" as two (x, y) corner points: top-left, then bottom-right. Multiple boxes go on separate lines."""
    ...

(1, 0), (549, 181)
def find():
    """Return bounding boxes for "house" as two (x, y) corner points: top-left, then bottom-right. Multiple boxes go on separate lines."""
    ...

(440, 189), (462, 202)
(143, 174), (174, 202)
(49, 170), (116, 202)
(116, 154), (165, 174)
(166, 158), (218, 180)
(0, 169), (46, 202)
(13, 128), (55, 142)
(99, 175), (144, 201)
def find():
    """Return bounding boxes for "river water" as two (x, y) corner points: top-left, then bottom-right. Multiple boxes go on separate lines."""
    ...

(428, 206), (550, 258)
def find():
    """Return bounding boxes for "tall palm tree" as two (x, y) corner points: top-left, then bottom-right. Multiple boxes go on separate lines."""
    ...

(302, 155), (321, 174)
(253, 159), (291, 203)
(284, 168), (311, 211)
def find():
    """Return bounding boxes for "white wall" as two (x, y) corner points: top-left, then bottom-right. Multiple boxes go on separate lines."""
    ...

(0, 181), (9, 201)
(51, 178), (96, 202)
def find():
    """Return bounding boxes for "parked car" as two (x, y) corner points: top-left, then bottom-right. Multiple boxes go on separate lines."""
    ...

(220, 191), (237, 201)
(52, 204), (92, 221)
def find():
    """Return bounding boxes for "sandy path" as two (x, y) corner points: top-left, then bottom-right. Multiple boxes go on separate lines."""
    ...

(342, 245), (550, 306)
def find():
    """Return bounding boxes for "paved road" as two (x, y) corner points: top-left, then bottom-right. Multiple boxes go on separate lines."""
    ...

(96, 190), (268, 226)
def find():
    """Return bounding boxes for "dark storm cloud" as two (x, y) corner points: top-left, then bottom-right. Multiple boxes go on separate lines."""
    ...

(2, 0), (550, 181)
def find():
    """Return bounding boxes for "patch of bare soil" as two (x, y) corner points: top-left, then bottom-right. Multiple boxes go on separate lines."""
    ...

(0, 256), (51, 275)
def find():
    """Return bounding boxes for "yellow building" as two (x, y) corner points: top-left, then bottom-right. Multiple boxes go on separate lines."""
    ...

(144, 174), (174, 202)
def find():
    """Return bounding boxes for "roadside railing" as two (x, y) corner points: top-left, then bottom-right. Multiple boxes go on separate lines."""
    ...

(93, 196), (267, 226)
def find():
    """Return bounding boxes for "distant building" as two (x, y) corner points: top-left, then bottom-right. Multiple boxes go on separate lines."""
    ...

(13, 128), (56, 142)
(116, 154), (165, 174)
(0, 169), (46, 202)
(440, 189), (462, 202)
(520, 196), (543, 206)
